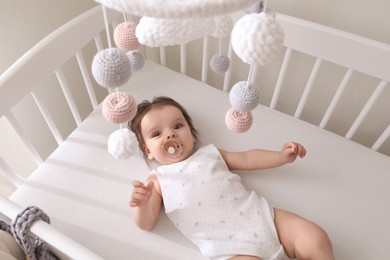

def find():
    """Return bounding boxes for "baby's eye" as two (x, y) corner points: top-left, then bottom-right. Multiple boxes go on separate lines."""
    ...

(173, 123), (183, 129)
(152, 131), (161, 138)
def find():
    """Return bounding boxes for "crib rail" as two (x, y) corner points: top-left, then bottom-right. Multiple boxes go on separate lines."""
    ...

(0, 7), (117, 117)
(1, 4), (390, 259)
(272, 14), (390, 150)
(0, 6), (121, 189)
(0, 195), (104, 259)
(0, 5), (122, 258)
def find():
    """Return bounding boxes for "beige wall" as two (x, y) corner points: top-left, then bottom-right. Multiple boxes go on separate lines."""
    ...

(269, 0), (390, 44)
(0, 0), (97, 74)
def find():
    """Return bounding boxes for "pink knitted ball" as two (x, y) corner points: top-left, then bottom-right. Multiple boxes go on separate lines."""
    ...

(229, 81), (260, 112)
(102, 92), (137, 124)
(114, 22), (140, 51)
(225, 107), (253, 133)
(126, 50), (145, 71)
(210, 54), (230, 73)
(91, 48), (131, 88)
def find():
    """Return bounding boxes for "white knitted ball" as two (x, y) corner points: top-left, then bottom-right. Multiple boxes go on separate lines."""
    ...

(108, 128), (138, 159)
(211, 15), (233, 38)
(231, 13), (284, 66)
(126, 50), (145, 71)
(91, 48), (132, 88)
(229, 81), (260, 112)
(210, 54), (230, 73)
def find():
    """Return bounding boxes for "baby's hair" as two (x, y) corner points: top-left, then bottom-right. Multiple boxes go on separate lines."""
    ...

(129, 96), (199, 157)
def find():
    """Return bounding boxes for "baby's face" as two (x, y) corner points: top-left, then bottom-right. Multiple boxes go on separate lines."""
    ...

(141, 105), (195, 164)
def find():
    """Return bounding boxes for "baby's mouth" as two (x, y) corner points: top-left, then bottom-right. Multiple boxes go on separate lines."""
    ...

(162, 140), (183, 159)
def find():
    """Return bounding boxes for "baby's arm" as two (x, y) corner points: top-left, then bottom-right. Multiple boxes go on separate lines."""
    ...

(220, 141), (306, 171)
(129, 174), (162, 230)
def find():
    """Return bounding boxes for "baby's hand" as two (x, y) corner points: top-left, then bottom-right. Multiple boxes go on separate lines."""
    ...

(129, 180), (155, 208)
(279, 142), (306, 164)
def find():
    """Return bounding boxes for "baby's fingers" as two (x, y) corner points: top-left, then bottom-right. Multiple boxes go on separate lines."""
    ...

(130, 180), (150, 207)
(291, 143), (306, 158)
(129, 198), (140, 207)
(283, 142), (306, 159)
(130, 190), (149, 207)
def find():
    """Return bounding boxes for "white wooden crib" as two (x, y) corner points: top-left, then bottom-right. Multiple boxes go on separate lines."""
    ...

(1, 4), (390, 260)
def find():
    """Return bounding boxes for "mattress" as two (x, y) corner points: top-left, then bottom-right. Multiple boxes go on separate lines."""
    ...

(10, 61), (390, 259)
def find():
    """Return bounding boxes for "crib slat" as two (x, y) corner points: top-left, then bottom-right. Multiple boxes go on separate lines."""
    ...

(4, 112), (43, 164)
(75, 51), (99, 109)
(372, 124), (390, 151)
(201, 37), (209, 83)
(346, 80), (388, 139)
(270, 48), (292, 109)
(94, 35), (104, 52)
(294, 58), (322, 118)
(180, 44), (187, 74)
(31, 90), (63, 145)
(0, 157), (24, 187)
(55, 68), (82, 126)
(160, 47), (166, 66)
(222, 38), (234, 92)
(320, 69), (354, 129)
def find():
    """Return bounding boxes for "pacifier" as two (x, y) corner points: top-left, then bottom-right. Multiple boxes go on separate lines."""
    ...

(162, 140), (183, 159)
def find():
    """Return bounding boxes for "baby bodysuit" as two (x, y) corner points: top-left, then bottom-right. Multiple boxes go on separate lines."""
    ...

(155, 144), (289, 259)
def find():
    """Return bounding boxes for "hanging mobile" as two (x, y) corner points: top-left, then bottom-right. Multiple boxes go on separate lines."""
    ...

(226, 0), (284, 133)
(92, 5), (139, 159)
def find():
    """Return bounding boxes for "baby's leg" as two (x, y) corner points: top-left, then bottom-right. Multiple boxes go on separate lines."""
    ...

(274, 208), (335, 260)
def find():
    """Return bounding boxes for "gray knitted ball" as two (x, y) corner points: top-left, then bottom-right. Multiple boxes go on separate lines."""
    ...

(92, 48), (132, 88)
(229, 81), (260, 112)
(126, 50), (145, 71)
(210, 54), (230, 73)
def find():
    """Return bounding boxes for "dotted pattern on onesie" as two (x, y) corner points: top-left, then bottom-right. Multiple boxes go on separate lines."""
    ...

(155, 144), (290, 259)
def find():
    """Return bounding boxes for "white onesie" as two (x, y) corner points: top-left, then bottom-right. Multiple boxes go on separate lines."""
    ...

(155, 144), (290, 260)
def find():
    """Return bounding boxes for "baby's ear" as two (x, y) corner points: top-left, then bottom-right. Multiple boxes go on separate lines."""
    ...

(143, 144), (154, 160)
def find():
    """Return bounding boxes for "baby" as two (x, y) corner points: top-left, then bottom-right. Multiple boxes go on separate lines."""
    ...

(129, 96), (334, 260)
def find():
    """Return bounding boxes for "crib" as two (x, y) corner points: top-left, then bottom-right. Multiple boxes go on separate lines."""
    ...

(1, 2), (390, 259)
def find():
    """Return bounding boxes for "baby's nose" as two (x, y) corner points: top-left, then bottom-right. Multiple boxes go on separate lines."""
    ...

(166, 133), (176, 139)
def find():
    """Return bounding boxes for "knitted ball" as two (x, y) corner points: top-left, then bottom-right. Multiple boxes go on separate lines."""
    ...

(229, 81), (260, 112)
(231, 12), (284, 66)
(211, 15), (234, 38)
(114, 22), (140, 51)
(126, 50), (145, 71)
(210, 54), (230, 73)
(102, 92), (137, 124)
(225, 108), (253, 133)
(91, 48), (132, 88)
(108, 128), (138, 159)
